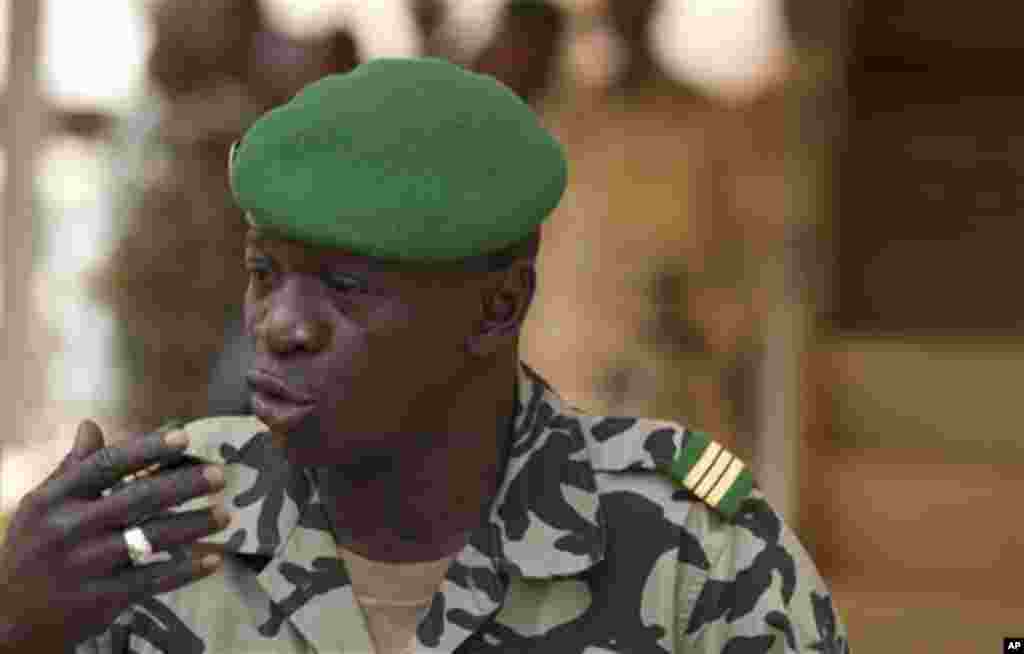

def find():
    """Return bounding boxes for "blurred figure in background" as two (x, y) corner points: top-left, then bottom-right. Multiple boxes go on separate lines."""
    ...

(94, 0), (365, 427)
(527, 0), (792, 470)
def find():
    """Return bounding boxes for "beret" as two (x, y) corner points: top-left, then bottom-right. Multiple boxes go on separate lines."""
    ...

(507, 0), (560, 13)
(229, 57), (568, 262)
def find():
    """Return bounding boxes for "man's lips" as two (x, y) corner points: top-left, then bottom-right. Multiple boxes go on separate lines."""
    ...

(245, 370), (317, 432)
(245, 370), (315, 403)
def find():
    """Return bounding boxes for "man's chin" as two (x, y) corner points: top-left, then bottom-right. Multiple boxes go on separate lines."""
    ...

(268, 430), (326, 467)
(267, 428), (382, 472)
(269, 429), (289, 452)
(259, 407), (325, 453)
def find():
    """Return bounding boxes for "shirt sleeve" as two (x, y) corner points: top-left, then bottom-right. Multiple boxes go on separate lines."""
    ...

(674, 490), (850, 653)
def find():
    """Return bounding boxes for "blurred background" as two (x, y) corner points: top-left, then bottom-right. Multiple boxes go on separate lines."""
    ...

(1, 0), (1021, 650)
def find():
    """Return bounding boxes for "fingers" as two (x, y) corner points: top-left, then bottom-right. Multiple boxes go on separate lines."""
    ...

(65, 506), (231, 574)
(38, 428), (191, 504)
(77, 463), (226, 537)
(143, 505), (232, 554)
(87, 549), (224, 606)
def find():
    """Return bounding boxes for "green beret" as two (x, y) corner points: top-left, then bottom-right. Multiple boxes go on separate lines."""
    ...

(229, 57), (568, 262)
(507, 0), (559, 14)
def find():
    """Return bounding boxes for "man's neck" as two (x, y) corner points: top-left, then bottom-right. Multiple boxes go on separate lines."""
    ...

(313, 359), (518, 563)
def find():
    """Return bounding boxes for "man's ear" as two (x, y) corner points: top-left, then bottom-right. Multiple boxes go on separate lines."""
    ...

(467, 260), (536, 357)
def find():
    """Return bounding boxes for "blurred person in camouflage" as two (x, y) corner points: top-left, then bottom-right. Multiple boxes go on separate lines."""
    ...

(0, 56), (848, 654)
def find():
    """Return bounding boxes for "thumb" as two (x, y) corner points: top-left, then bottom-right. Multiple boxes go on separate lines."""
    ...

(68, 419), (104, 464)
(44, 420), (104, 483)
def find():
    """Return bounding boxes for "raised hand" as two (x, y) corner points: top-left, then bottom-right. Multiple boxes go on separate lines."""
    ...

(0, 420), (230, 651)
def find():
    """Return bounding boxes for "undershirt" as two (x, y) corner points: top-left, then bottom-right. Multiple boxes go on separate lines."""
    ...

(336, 543), (459, 654)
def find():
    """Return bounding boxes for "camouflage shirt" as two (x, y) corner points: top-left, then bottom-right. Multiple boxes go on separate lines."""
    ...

(78, 363), (849, 653)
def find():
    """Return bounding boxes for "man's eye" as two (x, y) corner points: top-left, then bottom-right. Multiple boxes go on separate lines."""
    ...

(246, 260), (273, 284)
(324, 273), (368, 295)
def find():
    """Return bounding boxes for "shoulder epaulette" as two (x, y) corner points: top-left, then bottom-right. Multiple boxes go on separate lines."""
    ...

(667, 429), (754, 519)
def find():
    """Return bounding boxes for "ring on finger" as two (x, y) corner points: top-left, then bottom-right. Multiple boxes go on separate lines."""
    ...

(123, 526), (154, 565)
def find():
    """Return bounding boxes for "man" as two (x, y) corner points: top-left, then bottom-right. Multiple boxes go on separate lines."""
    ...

(0, 58), (848, 653)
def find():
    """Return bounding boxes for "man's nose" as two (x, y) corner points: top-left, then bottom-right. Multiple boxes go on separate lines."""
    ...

(254, 278), (330, 355)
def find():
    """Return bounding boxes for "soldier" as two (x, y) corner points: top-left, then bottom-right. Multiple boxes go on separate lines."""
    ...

(0, 58), (848, 653)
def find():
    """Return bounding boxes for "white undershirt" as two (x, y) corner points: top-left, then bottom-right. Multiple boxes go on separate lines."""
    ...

(336, 544), (458, 654)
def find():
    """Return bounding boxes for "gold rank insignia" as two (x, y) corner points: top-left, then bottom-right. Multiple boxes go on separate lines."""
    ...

(668, 429), (754, 519)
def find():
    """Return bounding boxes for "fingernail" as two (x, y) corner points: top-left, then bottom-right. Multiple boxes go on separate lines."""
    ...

(201, 553), (222, 571)
(211, 505), (231, 527)
(203, 465), (225, 487)
(164, 429), (189, 449)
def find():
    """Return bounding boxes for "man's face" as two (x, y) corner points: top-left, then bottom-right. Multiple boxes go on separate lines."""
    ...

(242, 228), (490, 468)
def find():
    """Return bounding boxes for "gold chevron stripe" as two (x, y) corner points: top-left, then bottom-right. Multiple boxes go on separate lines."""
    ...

(683, 441), (722, 490)
(706, 458), (746, 507)
(695, 450), (734, 499)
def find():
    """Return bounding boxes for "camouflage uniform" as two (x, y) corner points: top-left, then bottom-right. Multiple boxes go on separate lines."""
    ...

(77, 363), (849, 653)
